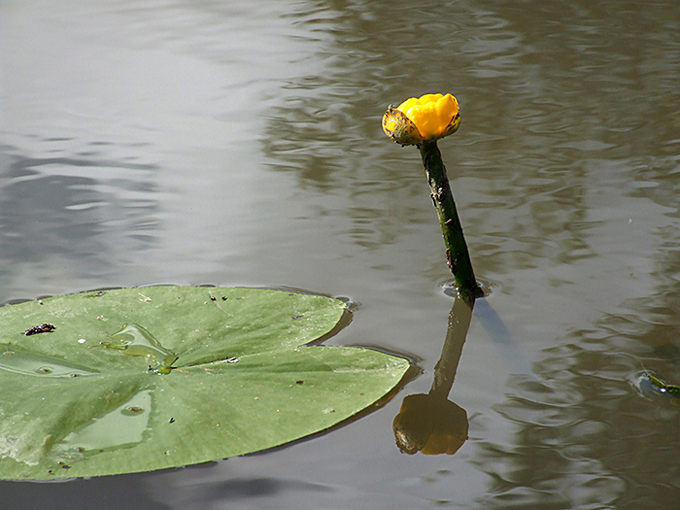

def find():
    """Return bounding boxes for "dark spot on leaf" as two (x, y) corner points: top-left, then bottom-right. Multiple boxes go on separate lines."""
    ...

(24, 323), (56, 336)
(121, 406), (145, 416)
(221, 296), (227, 301)
(210, 295), (216, 301)
(169, 417), (175, 424)
(292, 315), (303, 320)
(296, 380), (304, 385)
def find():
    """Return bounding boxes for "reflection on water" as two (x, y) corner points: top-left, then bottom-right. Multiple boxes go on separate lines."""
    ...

(0, 148), (159, 293)
(393, 298), (471, 456)
(2, 0), (680, 508)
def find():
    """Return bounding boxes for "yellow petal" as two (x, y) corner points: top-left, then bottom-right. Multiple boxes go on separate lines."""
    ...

(435, 95), (456, 126)
(394, 93), (460, 141)
(418, 93), (444, 105)
(412, 102), (440, 139)
(396, 96), (422, 112)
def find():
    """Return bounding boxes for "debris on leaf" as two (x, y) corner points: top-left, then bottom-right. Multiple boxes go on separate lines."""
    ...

(24, 323), (56, 336)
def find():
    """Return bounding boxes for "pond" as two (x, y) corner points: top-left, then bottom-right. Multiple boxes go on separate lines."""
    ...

(1, 0), (679, 508)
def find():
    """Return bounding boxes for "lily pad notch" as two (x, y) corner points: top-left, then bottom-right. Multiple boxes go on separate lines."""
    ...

(0, 286), (410, 480)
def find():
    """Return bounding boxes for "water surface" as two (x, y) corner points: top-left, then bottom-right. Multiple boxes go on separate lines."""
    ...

(2, 0), (680, 508)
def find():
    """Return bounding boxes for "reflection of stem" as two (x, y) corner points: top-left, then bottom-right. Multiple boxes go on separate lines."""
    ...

(429, 297), (473, 401)
(419, 141), (482, 304)
(393, 298), (473, 455)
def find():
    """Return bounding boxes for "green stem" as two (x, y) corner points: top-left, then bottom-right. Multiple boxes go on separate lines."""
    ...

(419, 141), (482, 303)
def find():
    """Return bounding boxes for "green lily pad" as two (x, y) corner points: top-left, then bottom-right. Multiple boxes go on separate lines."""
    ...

(0, 286), (409, 480)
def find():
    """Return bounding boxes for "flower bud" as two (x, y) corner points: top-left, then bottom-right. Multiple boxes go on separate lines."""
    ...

(382, 93), (461, 146)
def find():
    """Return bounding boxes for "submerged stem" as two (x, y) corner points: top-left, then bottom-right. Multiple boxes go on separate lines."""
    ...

(419, 141), (482, 303)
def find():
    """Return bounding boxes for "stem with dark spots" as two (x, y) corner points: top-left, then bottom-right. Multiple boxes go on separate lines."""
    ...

(419, 141), (482, 304)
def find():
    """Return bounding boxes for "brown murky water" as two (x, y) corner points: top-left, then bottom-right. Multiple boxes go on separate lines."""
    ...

(2, 0), (680, 508)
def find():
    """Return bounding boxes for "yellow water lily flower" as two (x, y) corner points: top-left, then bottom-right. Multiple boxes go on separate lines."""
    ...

(382, 93), (461, 146)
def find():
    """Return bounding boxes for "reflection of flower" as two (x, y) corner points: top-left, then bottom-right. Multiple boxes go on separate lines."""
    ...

(382, 93), (461, 146)
(392, 393), (468, 455)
